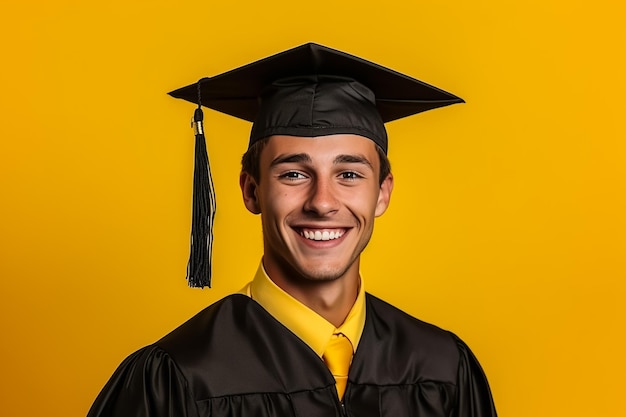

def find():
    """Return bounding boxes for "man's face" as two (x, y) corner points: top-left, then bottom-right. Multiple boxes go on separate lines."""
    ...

(240, 134), (393, 286)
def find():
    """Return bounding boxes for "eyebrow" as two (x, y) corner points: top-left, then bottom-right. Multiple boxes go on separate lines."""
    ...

(333, 154), (374, 170)
(270, 152), (374, 170)
(270, 153), (312, 167)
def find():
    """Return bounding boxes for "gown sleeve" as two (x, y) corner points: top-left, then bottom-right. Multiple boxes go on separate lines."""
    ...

(453, 335), (498, 417)
(87, 345), (198, 417)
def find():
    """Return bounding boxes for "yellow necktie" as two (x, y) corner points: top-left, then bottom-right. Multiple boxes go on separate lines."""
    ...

(323, 333), (353, 399)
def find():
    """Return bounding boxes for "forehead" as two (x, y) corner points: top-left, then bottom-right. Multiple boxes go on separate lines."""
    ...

(261, 134), (379, 163)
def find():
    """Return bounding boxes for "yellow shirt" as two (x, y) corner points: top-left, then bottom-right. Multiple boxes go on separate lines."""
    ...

(239, 263), (366, 357)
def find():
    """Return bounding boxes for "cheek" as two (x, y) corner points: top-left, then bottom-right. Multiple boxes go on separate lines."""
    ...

(267, 187), (303, 210)
(347, 187), (381, 213)
(260, 189), (294, 222)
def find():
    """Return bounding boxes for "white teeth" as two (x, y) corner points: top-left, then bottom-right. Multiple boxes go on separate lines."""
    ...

(301, 229), (344, 241)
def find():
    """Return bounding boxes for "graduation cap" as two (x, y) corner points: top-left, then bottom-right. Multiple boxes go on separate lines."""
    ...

(169, 42), (464, 288)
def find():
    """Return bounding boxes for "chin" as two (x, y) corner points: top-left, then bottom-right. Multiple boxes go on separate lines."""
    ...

(294, 261), (353, 282)
(300, 270), (343, 282)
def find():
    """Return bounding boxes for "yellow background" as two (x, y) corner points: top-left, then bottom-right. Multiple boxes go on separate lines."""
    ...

(1, 0), (625, 416)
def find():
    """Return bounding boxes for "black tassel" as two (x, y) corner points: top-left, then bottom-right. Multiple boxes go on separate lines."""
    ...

(186, 81), (216, 288)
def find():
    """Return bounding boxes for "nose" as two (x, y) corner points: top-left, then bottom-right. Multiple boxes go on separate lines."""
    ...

(303, 177), (339, 216)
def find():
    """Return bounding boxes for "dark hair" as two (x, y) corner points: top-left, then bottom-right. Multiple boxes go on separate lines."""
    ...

(241, 137), (391, 185)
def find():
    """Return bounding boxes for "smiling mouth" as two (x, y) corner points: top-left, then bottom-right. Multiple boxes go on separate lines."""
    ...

(299, 229), (346, 241)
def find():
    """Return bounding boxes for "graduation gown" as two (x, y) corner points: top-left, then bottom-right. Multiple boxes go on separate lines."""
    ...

(87, 294), (497, 417)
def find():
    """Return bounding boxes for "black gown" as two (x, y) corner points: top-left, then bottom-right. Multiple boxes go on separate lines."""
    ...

(87, 294), (497, 417)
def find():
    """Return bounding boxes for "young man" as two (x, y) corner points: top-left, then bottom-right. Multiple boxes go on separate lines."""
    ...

(87, 43), (497, 417)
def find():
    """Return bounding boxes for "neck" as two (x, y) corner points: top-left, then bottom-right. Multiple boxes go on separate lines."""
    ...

(263, 259), (360, 328)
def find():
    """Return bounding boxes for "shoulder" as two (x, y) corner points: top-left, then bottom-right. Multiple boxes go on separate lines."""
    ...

(354, 294), (498, 416)
(358, 294), (464, 383)
(364, 292), (457, 347)
(155, 294), (273, 368)
(157, 294), (257, 347)
(87, 345), (195, 417)
(153, 294), (330, 397)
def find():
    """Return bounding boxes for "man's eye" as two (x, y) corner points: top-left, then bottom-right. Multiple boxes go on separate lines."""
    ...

(280, 171), (306, 180)
(340, 171), (361, 180)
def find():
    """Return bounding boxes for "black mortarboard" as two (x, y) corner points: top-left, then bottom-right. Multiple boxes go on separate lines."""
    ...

(169, 42), (464, 288)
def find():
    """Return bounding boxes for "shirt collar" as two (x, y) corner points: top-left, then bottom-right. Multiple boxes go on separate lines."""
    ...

(240, 262), (366, 357)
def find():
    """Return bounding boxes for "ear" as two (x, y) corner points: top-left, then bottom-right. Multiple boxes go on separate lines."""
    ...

(374, 173), (394, 217)
(240, 171), (261, 214)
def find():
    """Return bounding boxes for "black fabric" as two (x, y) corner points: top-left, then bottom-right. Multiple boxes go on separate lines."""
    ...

(87, 294), (497, 417)
(250, 75), (388, 152)
(168, 43), (464, 152)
